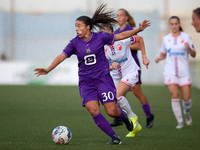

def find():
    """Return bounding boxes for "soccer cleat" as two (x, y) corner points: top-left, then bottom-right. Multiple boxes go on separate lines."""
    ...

(130, 115), (138, 128)
(176, 122), (184, 129)
(107, 137), (122, 145)
(185, 114), (192, 126)
(146, 114), (154, 128)
(126, 122), (142, 137)
(110, 118), (123, 127)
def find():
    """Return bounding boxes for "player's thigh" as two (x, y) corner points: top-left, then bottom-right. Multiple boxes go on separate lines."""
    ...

(104, 101), (120, 117)
(180, 85), (190, 102)
(85, 100), (100, 117)
(116, 82), (130, 98)
(132, 83), (142, 95)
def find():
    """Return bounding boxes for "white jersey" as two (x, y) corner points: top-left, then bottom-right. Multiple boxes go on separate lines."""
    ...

(104, 36), (140, 80)
(160, 32), (195, 77)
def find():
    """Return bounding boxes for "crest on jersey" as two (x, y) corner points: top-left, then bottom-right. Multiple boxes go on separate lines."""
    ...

(117, 44), (122, 51)
(180, 38), (184, 43)
(86, 47), (91, 54)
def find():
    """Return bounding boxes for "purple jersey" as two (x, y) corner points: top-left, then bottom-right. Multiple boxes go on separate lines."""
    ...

(63, 31), (115, 81)
(114, 24), (140, 67)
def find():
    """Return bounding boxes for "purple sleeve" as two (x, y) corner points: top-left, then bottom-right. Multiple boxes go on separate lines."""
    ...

(101, 31), (115, 45)
(62, 41), (75, 58)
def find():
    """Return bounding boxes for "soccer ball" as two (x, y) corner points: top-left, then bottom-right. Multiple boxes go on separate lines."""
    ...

(52, 126), (72, 145)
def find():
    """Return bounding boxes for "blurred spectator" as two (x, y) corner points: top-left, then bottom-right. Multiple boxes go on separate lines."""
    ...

(1, 53), (7, 61)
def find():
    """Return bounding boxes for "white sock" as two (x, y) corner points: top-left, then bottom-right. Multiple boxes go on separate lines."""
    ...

(171, 99), (183, 123)
(117, 96), (136, 118)
(182, 99), (192, 115)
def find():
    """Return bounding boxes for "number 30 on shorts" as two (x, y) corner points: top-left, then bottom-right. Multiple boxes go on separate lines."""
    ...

(102, 91), (115, 102)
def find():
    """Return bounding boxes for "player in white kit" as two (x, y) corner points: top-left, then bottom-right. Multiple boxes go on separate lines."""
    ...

(100, 25), (150, 137)
(155, 16), (196, 129)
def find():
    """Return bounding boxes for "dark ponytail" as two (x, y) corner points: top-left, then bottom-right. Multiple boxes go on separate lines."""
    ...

(169, 16), (183, 31)
(76, 4), (118, 31)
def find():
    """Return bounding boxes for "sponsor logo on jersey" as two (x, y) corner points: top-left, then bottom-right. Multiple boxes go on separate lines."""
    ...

(105, 48), (107, 52)
(117, 57), (128, 64)
(117, 44), (122, 51)
(168, 48), (185, 56)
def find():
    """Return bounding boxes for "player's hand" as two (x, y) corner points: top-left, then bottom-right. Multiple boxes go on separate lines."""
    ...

(111, 62), (120, 70)
(139, 20), (151, 31)
(34, 68), (49, 77)
(155, 56), (160, 63)
(142, 56), (150, 69)
(184, 42), (190, 50)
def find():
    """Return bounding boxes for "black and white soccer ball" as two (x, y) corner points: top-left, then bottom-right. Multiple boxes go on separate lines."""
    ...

(52, 126), (72, 145)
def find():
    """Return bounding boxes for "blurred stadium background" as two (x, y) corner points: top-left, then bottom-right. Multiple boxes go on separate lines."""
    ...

(0, 0), (199, 88)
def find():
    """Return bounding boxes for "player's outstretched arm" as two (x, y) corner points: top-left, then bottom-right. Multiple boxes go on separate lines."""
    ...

(114, 20), (151, 41)
(34, 53), (67, 77)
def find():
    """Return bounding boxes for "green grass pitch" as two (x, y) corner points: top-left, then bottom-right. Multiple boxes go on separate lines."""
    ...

(0, 85), (199, 150)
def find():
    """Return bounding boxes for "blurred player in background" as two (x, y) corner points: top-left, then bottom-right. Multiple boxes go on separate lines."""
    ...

(100, 24), (150, 137)
(155, 16), (196, 129)
(191, 7), (200, 32)
(34, 4), (150, 145)
(110, 8), (154, 128)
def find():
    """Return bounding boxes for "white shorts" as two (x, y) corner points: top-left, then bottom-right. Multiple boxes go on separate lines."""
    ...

(164, 75), (192, 87)
(113, 73), (139, 91)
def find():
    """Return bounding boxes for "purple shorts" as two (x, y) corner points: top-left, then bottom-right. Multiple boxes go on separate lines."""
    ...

(131, 51), (142, 84)
(136, 70), (142, 84)
(79, 74), (117, 107)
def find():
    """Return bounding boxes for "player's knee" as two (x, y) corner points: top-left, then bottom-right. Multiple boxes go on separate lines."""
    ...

(170, 93), (179, 99)
(107, 108), (118, 118)
(88, 107), (100, 116)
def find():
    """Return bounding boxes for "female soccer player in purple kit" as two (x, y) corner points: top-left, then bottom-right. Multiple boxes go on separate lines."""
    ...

(110, 9), (154, 128)
(34, 4), (150, 145)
